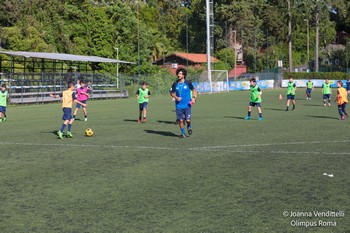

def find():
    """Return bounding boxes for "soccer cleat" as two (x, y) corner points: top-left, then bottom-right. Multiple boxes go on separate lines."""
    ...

(57, 130), (63, 139)
(67, 131), (73, 138)
(179, 134), (187, 138)
(3, 117), (6, 122)
(346, 113), (349, 118)
(328, 103), (331, 107)
(188, 128), (192, 135)
(143, 118), (146, 123)
(138, 118), (141, 123)
(323, 104), (326, 107)
(258, 117), (263, 121)
(84, 118), (87, 122)
(340, 116), (345, 120)
(244, 116), (251, 120)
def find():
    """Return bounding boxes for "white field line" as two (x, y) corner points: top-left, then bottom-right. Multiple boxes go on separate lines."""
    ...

(1, 140), (350, 155)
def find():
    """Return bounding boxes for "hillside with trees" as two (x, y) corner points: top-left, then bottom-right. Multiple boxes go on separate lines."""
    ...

(0, 0), (349, 75)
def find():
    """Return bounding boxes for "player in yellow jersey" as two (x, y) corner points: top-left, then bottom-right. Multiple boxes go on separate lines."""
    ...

(50, 81), (87, 139)
(336, 80), (348, 120)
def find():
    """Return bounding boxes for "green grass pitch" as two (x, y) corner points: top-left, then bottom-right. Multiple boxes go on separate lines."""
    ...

(1, 89), (349, 232)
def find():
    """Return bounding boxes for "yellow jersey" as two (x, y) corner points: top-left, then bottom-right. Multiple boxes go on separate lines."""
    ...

(62, 89), (75, 108)
(337, 87), (348, 105)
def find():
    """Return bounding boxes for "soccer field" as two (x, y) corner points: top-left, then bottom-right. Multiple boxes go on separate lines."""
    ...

(1, 89), (349, 232)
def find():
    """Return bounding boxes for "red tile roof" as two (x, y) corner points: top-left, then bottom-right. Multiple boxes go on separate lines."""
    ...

(174, 52), (219, 63)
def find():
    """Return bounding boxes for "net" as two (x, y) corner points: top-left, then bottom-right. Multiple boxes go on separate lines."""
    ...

(196, 70), (229, 93)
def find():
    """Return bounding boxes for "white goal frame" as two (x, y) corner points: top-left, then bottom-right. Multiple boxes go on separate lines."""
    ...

(199, 70), (229, 94)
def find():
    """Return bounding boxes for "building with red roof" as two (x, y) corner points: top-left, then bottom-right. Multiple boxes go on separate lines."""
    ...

(153, 52), (220, 75)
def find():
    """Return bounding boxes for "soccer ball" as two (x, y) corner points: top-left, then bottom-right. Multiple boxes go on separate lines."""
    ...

(85, 128), (94, 137)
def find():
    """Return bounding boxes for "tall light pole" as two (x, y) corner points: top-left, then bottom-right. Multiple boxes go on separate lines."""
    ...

(304, 19), (310, 64)
(315, 0), (319, 72)
(287, 0), (293, 72)
(206, 0), (213, 92)
(233, 30), (237, 80)
(160, 9), (165, 67)
(254, 27), (257, 73)
(137, 1), (140, 78)
(114, 47), (119, 88)
(186, 11), (189, 66)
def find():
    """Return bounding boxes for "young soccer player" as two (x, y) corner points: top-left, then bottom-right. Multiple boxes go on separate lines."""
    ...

(336, 80), (348, 120)
(322, 79), (332, 107)
(136, 81), (151, 123)
(170, 68), (197, 138)
(50, 81), (87, 139)
(0, 84), (8, 122)
(244, 78), (263, 120)
(73, 79), (89, 121)
(305, 78), (314, 100)
(285, 76), (297, 111)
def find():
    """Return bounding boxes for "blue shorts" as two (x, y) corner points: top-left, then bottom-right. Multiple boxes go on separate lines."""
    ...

(287, 94), (295, 100)
(323, 94), (331, 99)
(306, 88), (312, 94)
(76, 100), (87, 109)
(62, 108), (72, 121)
(176, 108), (192, 121)
(0, 106), (6, 113)
(249, 102), (261, 107)
(139, 102), (148, 110)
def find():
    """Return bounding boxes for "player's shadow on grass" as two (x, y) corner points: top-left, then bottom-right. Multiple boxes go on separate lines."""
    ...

(224, 116), (245, 120)
(157, 120), (176, 124)
(124, 119), (138, 123)
(265, 108), (283, 111)
(144, 130), (178, 137)
(306, 115), (339, 120)
(40, 130), (60, 135)
(302, 104), (323, 107)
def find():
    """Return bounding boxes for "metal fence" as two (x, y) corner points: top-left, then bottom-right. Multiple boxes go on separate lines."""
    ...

(0, 72), (128, 104)
(0, 71), (188, 104)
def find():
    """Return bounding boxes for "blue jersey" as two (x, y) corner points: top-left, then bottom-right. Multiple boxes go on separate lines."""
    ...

(170, 80), (195, 109)
(346, 81), (350, 91)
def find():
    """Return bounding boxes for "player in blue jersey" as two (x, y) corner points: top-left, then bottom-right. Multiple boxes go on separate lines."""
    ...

(170, 68), (197, 138)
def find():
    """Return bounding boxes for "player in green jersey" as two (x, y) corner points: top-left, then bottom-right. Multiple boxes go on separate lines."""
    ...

(305, 78), (314, 100)
(0, 84), (8, 122)
(136, 81), (151, 123)
(244, 78), (263, 120)
(322, 79), (332, 107)
(286, 76), (297, 111)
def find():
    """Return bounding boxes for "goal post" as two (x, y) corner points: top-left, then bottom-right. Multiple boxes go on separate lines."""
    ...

(197, 70), (229, 94)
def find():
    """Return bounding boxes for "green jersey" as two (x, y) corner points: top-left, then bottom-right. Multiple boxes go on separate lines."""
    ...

(250, 85), (262, 103)
(0, 90), (8, 107)
(287, 82), (296, 95)
(307, 81), (313, 89)
(322, 83), (331, 94)
(137, 88), (150, 103)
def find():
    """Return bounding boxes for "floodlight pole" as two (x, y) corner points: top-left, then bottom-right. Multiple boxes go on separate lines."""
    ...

(206, 0), (213, 93)
(288, 0), (293, 72)
(114, 47), (119, 88)
(233, 30), (237, 80)
(304, 19), (310, 64)
(315, 0), (319, 72)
